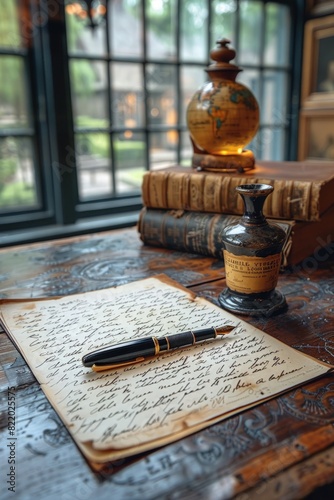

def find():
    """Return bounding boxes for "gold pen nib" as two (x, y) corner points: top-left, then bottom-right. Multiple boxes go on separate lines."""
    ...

(215, 325), (236, 335)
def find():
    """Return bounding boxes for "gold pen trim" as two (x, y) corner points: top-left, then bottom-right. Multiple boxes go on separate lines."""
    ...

(152, 336), (160, 355)
(92, 357), (146, 371)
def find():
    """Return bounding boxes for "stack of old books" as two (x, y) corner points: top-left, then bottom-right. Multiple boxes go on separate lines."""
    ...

(138, 160), (334, 268)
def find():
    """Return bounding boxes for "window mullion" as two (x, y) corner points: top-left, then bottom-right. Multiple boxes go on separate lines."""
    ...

(176, 0), (181, 164)
(257, 1), (266, 158)
(235, 0), (241, 56)
(142, 0), (150, 171)
(30, 3), (57, 218)
(47, 0), (78, 225)
(105, 2), (116, 197)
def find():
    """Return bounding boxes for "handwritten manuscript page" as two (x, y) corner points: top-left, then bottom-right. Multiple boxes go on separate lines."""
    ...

(0, 275), (331, 463)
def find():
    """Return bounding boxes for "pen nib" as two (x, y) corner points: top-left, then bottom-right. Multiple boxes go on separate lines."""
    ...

(215, 325), (236, 335)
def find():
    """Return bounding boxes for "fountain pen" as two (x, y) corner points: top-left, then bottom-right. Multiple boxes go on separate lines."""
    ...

(82, 325), (235, 371)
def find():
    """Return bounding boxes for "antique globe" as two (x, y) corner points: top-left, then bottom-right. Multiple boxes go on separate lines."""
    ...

(186, 39), (259, 171)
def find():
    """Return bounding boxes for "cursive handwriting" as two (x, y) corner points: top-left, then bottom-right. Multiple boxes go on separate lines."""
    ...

(1, 276), (330, 456)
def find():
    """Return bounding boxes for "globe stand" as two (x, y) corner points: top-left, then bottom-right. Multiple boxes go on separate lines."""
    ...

(191, 145), (255, 173)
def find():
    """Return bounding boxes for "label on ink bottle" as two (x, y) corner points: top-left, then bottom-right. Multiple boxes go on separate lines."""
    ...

(223, 251), (281, 294)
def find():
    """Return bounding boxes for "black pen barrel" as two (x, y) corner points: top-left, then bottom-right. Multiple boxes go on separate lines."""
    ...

(82, 337), (157, 367)
(82, 326), (233, 369)
(193, 327), (217, 342)
(164, 327), (215, 350)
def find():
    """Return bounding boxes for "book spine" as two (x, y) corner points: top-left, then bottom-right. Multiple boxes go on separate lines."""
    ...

(138, 208), (292, 266)
(141, 171), (320, 221)
(138, 208), (228, 258)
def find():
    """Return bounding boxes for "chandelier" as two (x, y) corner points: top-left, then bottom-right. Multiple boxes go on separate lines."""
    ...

(65, 1), (107, 29)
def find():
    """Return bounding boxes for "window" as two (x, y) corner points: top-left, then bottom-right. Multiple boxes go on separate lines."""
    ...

(0, 0), (301, 246)
(0, 2), (45, 217)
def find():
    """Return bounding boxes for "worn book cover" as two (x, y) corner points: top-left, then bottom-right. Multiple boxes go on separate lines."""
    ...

(141, 161), (334, 221)
(138, 204), (334, 267)
(0, 275), (332, 465)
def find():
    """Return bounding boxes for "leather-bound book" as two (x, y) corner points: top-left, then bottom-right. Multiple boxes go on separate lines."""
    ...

(138, 204), (334, 267)
(141, 161), (334, 222)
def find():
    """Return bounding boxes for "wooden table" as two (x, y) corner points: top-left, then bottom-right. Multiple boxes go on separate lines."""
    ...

(1, 228), (334, 499)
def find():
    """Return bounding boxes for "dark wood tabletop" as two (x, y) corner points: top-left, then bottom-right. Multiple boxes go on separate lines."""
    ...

(1, 227), (334, 500)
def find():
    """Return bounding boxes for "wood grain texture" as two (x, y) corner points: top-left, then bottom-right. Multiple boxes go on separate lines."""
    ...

(1, 227), (334, 499)
(0, 229), (225, 299)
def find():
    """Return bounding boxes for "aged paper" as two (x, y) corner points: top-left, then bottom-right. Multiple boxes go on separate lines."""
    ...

(0, 275), (332, 463)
